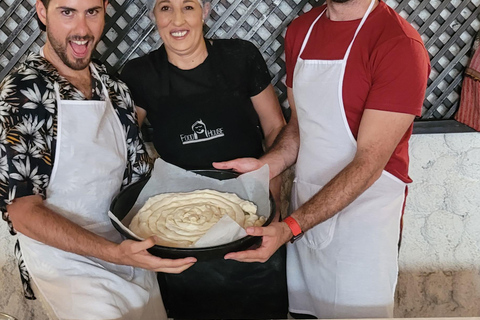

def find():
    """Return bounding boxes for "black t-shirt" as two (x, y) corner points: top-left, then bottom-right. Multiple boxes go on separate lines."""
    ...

(168, 59), (214, 97)
(121, 39), (272, 169)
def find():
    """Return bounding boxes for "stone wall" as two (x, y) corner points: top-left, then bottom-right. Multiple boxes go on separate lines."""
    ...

(395, 132), (480, 317)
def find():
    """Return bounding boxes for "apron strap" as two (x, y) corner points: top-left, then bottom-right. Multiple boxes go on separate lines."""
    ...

(298, 0), (377, 61)
(343, 0), (376, 61)
(298, 9), (326, 57)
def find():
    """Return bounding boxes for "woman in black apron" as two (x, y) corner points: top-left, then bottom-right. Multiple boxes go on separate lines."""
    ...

(120, 0), (287, 319)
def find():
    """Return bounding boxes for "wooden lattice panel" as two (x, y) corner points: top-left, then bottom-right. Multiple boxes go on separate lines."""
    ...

(386, 0), (480, 119)
(0, 0), (43, 80)
(1, 0), (480, 121)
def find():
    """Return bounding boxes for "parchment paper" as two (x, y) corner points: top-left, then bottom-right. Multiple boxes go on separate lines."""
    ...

(108, 158), (270, 247)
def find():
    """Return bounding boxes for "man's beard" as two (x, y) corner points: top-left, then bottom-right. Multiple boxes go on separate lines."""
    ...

(47, 31), (95, 71)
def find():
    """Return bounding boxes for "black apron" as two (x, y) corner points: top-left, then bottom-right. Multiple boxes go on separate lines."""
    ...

(159, 247), (287, 320)
(147, 41), (264, 170)
(148, 41), (288, 319)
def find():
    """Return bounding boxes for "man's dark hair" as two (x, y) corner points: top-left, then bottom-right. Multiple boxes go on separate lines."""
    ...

(36, 0), (49, 32)
(35, 0), (107, 32)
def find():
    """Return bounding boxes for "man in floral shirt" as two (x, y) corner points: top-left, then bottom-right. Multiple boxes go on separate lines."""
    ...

(0, 0), (195, 319)
(0, 46), (152, 238)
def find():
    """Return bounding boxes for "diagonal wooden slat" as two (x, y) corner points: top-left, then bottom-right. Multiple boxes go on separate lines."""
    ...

(0, 28), (42, 80)
(0, 7), (36, 55)
(223, 0), (264, 39)
(426, 17), (478, 96)
(405, 1), (429, 24)
(112, 23), (156, 71)
(205, 0), (246, 38)
(102, 0), (138, 37)
(423, 2), (473, 49)
(394, 0), (415, 15)
(423, 43), (472, 118)
(417, 2), (452, 37)
(0, 0), (25, 30)
(97, 4), (151, 70)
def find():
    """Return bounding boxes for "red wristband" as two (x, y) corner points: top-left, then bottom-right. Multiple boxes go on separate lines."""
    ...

(283, 216), (302, 237)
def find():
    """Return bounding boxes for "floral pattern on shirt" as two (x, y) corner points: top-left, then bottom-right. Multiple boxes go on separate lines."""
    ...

(0, 52), (153, 232)
(0, 52), (153, 299)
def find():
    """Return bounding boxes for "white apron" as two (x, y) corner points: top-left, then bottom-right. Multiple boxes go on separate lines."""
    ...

(17, 61), (166, 320)
(287, 1), (406, 318)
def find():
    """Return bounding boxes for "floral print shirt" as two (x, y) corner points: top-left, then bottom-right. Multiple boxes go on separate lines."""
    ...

(0, 52), (153, 299)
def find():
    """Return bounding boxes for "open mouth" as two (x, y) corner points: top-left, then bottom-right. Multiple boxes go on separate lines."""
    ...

(69, 39), (89, 58)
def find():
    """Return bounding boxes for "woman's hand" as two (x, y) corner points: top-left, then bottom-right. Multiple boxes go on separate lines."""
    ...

(212, 157), (264, 174)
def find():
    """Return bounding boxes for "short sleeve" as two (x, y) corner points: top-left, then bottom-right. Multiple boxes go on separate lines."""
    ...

(0, 72), (54, 229)
(243, 41), (272, 97)
(365, 37), (430, 116)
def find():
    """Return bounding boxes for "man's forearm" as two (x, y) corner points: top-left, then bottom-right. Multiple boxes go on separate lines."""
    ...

(289, 109), (414, 233)
(291, 155), (382, 232)
(8, 196), (119, 263)
(261, 117), (300, 179)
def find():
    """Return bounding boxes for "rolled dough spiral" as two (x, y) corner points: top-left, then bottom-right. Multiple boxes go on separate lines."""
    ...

(129, 189), (266, 247)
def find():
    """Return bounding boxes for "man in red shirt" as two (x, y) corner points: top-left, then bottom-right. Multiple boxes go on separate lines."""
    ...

(215, 0), (430, 318)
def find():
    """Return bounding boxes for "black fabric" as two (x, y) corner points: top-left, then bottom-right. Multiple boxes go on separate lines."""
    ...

(121, 39), (271, 109)
(167, 57), (215, 97)
(120, 39), (271, 169)
(121, 39), (287, 319)
(289, 312), (317, 319)
(158, 245), (288, 320)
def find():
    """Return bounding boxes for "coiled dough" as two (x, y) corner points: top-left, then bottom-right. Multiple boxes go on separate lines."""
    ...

(129, 189), (266, 247)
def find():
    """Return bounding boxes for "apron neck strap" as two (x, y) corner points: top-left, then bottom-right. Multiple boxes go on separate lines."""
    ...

(298, 8), (327, 57)
(298, 0), (377, 60)
(343, 0), (376, 60)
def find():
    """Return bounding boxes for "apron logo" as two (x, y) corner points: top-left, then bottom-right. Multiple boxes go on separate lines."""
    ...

(180, 119), (224, 144)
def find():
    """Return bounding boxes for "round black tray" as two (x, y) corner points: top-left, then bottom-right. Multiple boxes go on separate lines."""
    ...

(109, 169), (274, 260)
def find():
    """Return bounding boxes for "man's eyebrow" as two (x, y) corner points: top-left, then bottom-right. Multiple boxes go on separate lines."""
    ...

(57, 6), (77, 12)
(86, 6), (104, 11)
(56, 5), (104, 11)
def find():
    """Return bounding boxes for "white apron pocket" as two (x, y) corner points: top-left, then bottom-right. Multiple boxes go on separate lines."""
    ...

(291, 179), (338, 249)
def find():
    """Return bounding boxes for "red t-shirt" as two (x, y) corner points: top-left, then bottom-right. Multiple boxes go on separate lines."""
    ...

(285, 1), (430, 183)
